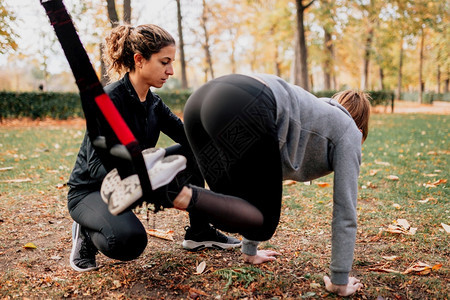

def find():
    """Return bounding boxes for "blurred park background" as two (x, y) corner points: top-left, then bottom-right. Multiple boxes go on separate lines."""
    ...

(0, 0), (449, 116)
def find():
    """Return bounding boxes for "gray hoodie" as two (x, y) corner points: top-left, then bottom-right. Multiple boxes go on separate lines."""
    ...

(242, 74), (362, 285)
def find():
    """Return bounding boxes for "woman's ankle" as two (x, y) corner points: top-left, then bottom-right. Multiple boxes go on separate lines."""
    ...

(173, 186), (192, 210)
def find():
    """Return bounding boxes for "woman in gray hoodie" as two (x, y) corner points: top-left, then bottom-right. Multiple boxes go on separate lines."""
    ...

(174, 73), (370, 296)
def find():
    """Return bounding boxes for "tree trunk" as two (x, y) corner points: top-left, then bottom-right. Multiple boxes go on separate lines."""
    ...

(379, 67), (384, 90)
(294, 0), (314, 91)
(100, 46), (108, 86)
(274, 45), (281, 77)
(436, 48), (441, 94)
(437, 64), (441, 94)
(123, 0), (131, 24)
(361, 27), (373, 90)
(106, 0), (119, 27)
(101, 0), (120, 86)
(445, 67), (449, 93)
(176, 0), (188, 89)
(419, 27), (424, 104)
(396, 35), (403, 100)
(323, 29), (332, 90)
(201, 0), (214, 80)
(229, 29), (237, 74)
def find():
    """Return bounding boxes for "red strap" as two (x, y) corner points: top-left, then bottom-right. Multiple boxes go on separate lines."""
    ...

(94, 93), (135, 146)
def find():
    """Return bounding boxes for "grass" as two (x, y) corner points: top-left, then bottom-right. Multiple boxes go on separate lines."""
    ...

(0, 113), (448, 299)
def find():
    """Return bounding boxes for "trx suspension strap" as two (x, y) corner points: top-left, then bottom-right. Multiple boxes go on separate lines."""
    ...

(40, 0), (161, 211)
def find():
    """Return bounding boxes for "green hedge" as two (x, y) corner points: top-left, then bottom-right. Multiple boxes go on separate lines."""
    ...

(399, 92), (450, 104)
(0, 91), (84, 120)
(313, 90), (394, 106)
(0, 89), (402, 120)
(0, 90), (191, 121)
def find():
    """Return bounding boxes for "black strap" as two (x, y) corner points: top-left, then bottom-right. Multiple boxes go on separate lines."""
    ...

(40, 0), (161, 212)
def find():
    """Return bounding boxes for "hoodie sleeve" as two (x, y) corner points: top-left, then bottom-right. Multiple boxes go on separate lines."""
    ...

(329, 126), (362, 285)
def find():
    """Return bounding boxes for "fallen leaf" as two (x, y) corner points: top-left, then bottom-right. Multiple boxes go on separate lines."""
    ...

(393, 203), (401, 209)
(146, 229), (174, 241)
(418, 197), (436, 204)
(403, 262), (442, 275)
(369, 169), (380, 176)
(0, 167), (13, 171)
(316, 182), (330, 188)
(441, 223), (450, 234)
(283, 180), (296, 186)
(387, 175), (399, 181)
(423, 173), (438, 177)
(383, 219), (417, 235)
(189, 287), (208, 297)
(55, 183), (66, 189)
(382, 255), (399, 261)
(424, 179), (447, 188)
(195, 261), (206, 274)
(23, 242), (37, 249)
(375, 160), (390, 166)
(368, 267), (401, 274)
(0, 178), (32, 183)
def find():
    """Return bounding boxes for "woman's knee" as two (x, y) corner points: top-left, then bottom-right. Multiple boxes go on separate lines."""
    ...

(102, 226), (148, 261)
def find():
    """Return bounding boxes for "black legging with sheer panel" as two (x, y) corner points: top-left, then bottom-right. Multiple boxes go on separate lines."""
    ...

(184, 74), (282, 241)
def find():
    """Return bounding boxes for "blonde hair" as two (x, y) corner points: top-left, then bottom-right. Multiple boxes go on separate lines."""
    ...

(332, 90), (371, 142)
(103, 24), (175, 80)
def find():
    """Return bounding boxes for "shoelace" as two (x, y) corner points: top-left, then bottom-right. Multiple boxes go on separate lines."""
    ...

(79, 235), (98, 259)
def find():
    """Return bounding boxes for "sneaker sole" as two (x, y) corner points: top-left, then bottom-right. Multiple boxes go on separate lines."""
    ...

(142, 147), (166, 170)
(108, 155), (187, 215)
(69, 222), (98, 272)
(101, 148), (165, 204)
(100, 168), (121, 204)
(182, 239), (242, 251)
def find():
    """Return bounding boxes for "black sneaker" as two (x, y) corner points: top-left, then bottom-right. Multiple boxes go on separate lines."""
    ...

(182, 226), (242, 251)
(69, 222), (99, 272)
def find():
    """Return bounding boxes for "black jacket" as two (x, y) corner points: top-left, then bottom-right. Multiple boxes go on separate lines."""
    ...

(67, 73), (188, 193)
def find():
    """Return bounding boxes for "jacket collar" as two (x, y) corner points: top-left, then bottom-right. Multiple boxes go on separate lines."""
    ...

(121, 72), (154, 104)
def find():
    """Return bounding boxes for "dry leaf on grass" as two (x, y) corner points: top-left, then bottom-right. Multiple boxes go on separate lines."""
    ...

(383, 219), (417, 235)
(403, 262), (442, 275)
(23, 242), (37, 249)
(55, 183), (66, 189)
(441, 223), (450, 234)
(382, 255), (399, 261)
(146, 229), (174, 241)
(189, 287), (208, 298)
(418, 197), (436, 204)
(375, 160), (390, 166)
(283, 180), (296, 186)
(369, 261), (442, 275)
(387, 175), (399, 181)
(0, 167), (13, 171)
(369, 169), (380, 176)
(195, 261), (206, 274)
(368, 266), (401, 274)
(424, 179), (447, 188)
(316, 182), (330, 188)
(392, 203), (401, 209)
(0, 178), (32, 183)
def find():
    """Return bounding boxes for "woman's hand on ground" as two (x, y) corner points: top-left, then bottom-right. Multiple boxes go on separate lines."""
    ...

(243, 250), (281, 264)
(323, 275), (362, 296)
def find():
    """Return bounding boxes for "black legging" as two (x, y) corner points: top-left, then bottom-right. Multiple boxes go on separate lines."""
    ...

(184, 74), (282, 241)
(68, 144), (207, 261)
